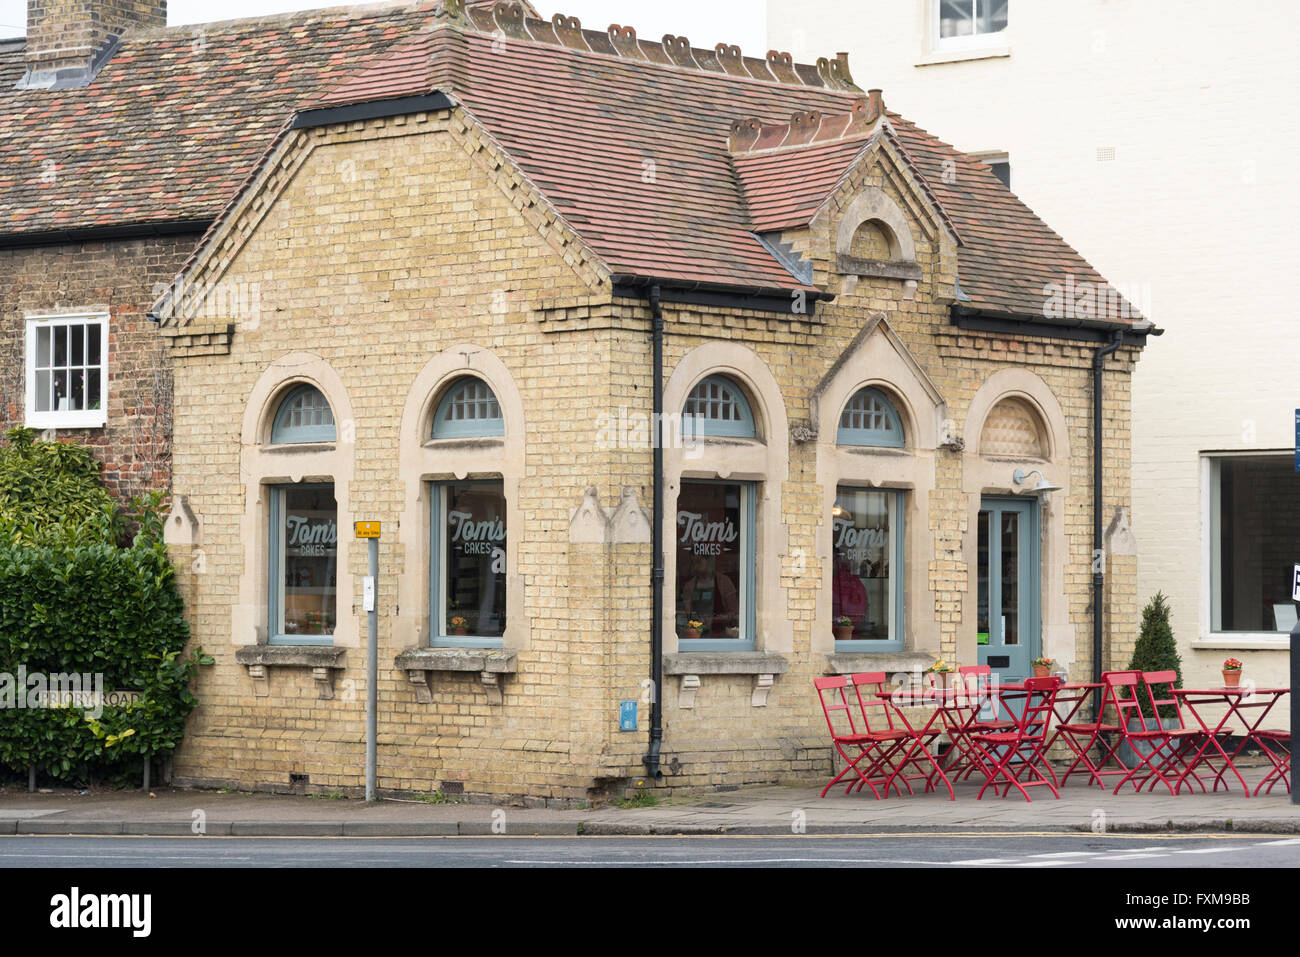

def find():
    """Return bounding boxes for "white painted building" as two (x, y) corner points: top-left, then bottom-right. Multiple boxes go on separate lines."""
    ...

(769, 0), (1300, 700)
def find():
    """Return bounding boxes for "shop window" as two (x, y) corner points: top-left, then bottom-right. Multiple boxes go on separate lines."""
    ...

(24, 314), (108, 429)
(431, 480), (508, 647)
(675, 479), (756, 651)
(683, 375), (756, 439)
(838, 387), (905, 448)
(269, 484), (338, 645)
(270, 384), (336, 444)
(433, 377), (505, 439)
(831, 486), (905, 649)
(1209, 455), (1300, 633)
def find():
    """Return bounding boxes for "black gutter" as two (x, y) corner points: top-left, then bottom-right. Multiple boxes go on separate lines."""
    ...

(292, 93), (455, 130)
(0, 219), (211, 250)
(951, 304), (1160, 344)
(645, 284), (665, 781)
(1092, 329), (1124, 717)
(612, 275), (834, 318)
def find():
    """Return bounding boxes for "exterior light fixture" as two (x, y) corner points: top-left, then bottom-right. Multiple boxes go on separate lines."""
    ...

(1013, 468), (1061, 496)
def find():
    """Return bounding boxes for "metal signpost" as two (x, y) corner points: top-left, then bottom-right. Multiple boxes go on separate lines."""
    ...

(356, 521), (381, 802)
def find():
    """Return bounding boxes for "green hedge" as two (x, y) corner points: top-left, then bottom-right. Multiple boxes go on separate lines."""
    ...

(0, 428), (209, 784)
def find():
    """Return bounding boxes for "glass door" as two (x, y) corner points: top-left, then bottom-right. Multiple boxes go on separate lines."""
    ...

(977, 497), (1040, 683)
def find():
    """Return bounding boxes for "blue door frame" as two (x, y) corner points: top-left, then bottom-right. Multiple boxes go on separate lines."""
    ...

(976, 497), (1041, 684)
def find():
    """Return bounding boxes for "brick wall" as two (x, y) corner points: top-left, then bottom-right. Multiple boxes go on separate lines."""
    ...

(0, 235), (196, 500)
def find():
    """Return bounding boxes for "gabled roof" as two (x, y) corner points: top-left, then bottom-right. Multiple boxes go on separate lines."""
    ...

(0, 0), (1140, 323)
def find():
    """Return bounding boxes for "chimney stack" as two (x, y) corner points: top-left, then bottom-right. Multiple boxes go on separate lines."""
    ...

(21, 0), (166, 89)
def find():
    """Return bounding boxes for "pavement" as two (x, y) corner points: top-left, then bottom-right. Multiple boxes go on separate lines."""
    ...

(1, 762), (1298, 837)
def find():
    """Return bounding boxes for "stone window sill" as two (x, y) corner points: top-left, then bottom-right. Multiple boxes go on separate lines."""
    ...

(663, 652), (789, 709)
(1189, 636), (1291, 652)
(235, 644), (346, 699)
(395, 648), (518, 704)
(826, 652), (937, 681)
(836, 255), (923, 282)
(915, 43), (1010, 67)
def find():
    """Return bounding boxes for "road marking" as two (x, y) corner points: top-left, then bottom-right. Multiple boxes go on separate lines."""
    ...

(1174, 847), (1238, 855)
(951, 858), (1014, 865)
(1014, 860), (1071, 867)
(1256, 839), (1300, 846)
(504, 857), (939, 866)
(1028, 851), (1096, 858)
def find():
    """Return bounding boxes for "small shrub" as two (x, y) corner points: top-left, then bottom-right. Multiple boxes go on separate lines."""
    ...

(1127, 592), (1182, 720)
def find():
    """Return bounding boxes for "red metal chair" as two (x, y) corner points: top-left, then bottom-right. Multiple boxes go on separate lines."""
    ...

(814, 674), (912, 799)
(1056, 672), (1132, 788)
(849, 672), (946, 797)
(945, 665), (1015, 780)
(1107, 670), (1208, 795)
(968, 676), (1062, 801)
(1254, 730), (1291, 796)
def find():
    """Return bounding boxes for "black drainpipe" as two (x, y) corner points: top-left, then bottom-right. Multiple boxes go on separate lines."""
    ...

(644, 285), (665, 780)
(1092, 329), (1124, 717)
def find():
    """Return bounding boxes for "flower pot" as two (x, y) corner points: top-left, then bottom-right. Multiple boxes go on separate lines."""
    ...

(683, 628), (701, 640)
(833, 625), (854, 641)
(927, 672), (952, 690)
(451, 626), (468, 637)
(1222, 669), (1242, 688)
(1032, 665), (1051, 678)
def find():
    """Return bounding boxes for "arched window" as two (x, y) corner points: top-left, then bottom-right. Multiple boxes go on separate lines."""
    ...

(683, 375), (756, 439)
(432, 377), (504, 439)
(270, 384), (336, 444)
(837, 387), (904, 448)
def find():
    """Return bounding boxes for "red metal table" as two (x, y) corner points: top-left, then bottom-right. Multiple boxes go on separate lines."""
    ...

(1171, 686), (1290, 797)
(877, 686), (987, 801)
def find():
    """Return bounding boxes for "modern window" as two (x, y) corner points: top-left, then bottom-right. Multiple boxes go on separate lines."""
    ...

(935, 0), (1008, 47)
(433, 377), (505, 439)
(24, 314), (109, 429)
(683, 375), (756, 439)
(838, 387), (905, 448)
(270, 384), (336, 444)
(675, 479), (756, 650)
(431, 480), (508, 647)
(269, 483), (338, 645)
(1208, 454), (1300, 633)
(832, 487), (905, 649)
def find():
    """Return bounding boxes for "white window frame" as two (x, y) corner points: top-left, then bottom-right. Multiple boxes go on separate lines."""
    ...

(929, 0), (1010, 57)
(1198, 451), (1295, 648)
(24, 313), (109, 430)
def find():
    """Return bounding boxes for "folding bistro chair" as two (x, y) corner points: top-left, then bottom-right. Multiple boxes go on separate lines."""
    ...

(1056, 671), (1131, 788)
(946, 665), (1015, 780)
(849, 672), (946, 797)
(969, 676), (1062, 801)
(1254, 730), (1291, 796)
(1107, 670), (1208, 795)
(814, 675), (912, 799)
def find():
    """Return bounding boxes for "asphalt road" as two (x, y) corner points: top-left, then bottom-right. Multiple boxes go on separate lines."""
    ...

(2, 833), (1298, 867)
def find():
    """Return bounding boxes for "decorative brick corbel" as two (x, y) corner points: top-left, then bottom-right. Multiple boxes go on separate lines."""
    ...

(480, 671), (503, 705)
(407, 670), (433, 704)
(311, 666), (335, 700)
(247, 664), (269, 698)
(752, 673), (775, 707)
(679, 674), (700, 709)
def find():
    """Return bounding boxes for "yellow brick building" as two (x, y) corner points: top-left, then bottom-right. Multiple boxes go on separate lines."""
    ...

(150, 0), (1155, 802)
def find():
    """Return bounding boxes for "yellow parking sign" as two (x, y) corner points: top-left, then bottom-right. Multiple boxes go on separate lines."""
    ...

(355, 521), (381, 539)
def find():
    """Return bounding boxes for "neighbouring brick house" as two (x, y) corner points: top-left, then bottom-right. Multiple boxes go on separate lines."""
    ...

(4, 0), (1157, 801)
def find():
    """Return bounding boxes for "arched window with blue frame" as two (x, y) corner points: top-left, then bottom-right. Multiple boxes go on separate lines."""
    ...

(683, 375), (756, 439)
(837, 387), (905, 448)
(432, 377), (505, 439)
(270, 384), (336, 444)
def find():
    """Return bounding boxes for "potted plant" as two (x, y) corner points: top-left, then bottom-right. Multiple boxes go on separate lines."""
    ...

(926, 658), (954, 689)
(682, 619), (704, 640)
(1222, 657), (1243, 688)
(1118, 592), (1183, 767)
(833, 616), (854, 641)
(449, 615), (469, 636)
(1031, 656), (1054, 678)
